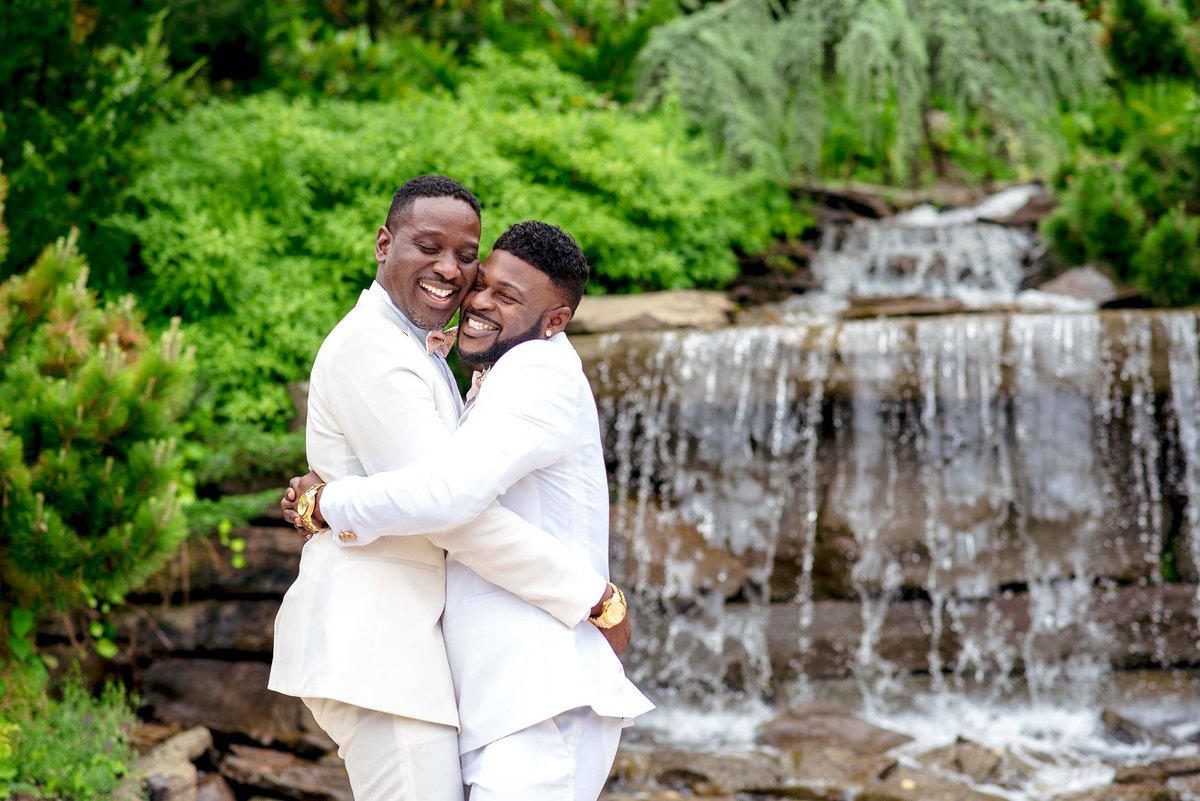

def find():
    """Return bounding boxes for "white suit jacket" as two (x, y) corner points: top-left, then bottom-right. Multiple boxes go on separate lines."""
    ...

(320, 333), (654, 752)
(268, 284), (608, 729)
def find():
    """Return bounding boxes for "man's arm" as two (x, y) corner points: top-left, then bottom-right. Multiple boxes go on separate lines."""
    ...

(325, 326), (606, 627)
(318, 343), (575, 542)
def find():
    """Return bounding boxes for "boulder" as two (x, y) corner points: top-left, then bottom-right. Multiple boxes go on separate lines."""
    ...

(798, 185), (897, 219)
(1102, 709), (1180, 747)
(568, 291), (733, 335)
(117, 599), (279, 658)
(138, 726), (212, 801)
(610, 744), (790, 796)
(857, 766), (1009, 801)
(1058, 783), (1180, 801)
(782, 746), (898, 793)
(220, 745), (352, 801)
(139, 525), (303, 599)
(195, 774), (237, 801)
(983, 191), (1056, 227)
(917, 738), (1003, 784)
(1037, 267), (1118, 306)
(139, 659), (333, 753)
(758, 702), (911, 755)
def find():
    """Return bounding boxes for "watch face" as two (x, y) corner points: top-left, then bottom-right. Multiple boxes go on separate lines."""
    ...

(603, 600), (626, 627)
(297, 494), (311, 516)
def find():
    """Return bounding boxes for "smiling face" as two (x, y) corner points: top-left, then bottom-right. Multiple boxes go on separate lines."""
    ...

(456, 249), (573, 368)
(375, 196), (481, 331)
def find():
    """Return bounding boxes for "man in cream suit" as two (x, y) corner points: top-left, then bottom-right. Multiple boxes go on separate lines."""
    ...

(269, 177), (623, 801)
(292, 221), (654, 800)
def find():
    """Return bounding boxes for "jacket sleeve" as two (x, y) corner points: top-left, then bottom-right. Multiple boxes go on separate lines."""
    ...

(320, 342), (575, 539)
(322, 328), (603, 626)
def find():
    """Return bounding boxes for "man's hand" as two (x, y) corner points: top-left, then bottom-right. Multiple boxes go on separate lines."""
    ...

(597, 615), (631, 657)
(280, 469), (326, 540)
(589, 583), (632, 657)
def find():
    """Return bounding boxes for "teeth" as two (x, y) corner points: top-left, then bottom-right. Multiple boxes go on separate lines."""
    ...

(420, 282), (453, 299)
(467, 316), (497, 332)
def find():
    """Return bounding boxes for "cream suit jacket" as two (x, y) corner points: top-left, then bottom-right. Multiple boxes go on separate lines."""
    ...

(268, 284), (608, 729)
(319, 333), (655, 752)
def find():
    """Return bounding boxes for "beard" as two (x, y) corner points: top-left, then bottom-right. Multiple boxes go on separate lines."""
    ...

(459, 315), (545, 368)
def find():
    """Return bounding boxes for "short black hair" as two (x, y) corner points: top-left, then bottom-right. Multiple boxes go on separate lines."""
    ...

(385, 175), (481, 232)
(492, 221), (590, 311)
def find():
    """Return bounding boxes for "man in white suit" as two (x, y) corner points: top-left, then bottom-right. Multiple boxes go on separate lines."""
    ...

(269, 177), (625, 801)
(290, 221), (654, 800)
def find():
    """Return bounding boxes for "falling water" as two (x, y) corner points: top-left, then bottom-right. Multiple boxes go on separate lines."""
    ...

(586, 187), (1200, 796)
(590, 310), (1200, 741)
(810, 186), (1041, 304)
(1165, 312), (1200, 650)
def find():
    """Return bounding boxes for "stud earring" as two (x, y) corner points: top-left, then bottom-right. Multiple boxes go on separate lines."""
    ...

(545, 329), (552, 337)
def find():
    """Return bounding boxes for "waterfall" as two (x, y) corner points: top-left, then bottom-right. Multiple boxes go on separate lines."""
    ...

(809, 185), (1042, 304)
(589, 309), (1200, 721)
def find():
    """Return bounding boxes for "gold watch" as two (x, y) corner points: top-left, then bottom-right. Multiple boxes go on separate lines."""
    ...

(588, 582), (627, 629)
(295, 482), (328, 534)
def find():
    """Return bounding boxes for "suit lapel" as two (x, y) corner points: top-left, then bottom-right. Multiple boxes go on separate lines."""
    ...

(358, 287), (465, 428)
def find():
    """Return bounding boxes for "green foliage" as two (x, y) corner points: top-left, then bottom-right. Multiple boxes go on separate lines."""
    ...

(0, 171), (7, 267)
(0, 231), (195, 621)
(274, 0), (684, 98)
(0, 717), (15, 798)
(3, 674), (137, 801)
(266, 21), (462, 100)
(1132, 207), (1200, 305)
(1100, 0), (1198, 81)
(1042, 164), (1146, 266)
(638, 0), (1107, 184)
(478, 0), (683, 99)
(0, 7), (196, 283)
(1044, 81), (1200, 305)
(112, 50), (807, 432)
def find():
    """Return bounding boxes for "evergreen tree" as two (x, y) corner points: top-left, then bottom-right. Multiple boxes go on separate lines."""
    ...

(0, 229), (194, 628)
(638, 0), (1107, 183)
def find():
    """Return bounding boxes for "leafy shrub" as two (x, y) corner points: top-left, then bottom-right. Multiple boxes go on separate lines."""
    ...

(1101, 0), (1198, 81)
(638, 0), (1107, 184)
(1044, 81), (1200, 305)
(3, 675), (137, 801)
(0, 231), (194, 623)
(477, 0), (683, 99)
(273, 0), (683, 99)
(1132, 206), (1200, 305)
(266, 21), (462, 100)
(112, 49), (807, 432)
(0, 8), (195, 282)
(1042, 165), (1146, 267)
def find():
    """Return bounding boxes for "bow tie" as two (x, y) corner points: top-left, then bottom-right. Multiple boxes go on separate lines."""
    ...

(425, 326), (458, 358)
(466, 369), (487, 403)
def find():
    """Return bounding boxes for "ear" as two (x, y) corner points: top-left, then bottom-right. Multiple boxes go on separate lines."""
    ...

(543, 306), (573, 338)
(375, 226), (392, 266)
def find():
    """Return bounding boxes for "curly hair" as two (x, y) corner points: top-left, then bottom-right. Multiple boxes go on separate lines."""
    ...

(492, 221), (590, 311)
(385, 175), (481, 232)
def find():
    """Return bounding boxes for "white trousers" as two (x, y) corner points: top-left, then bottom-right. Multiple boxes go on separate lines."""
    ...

(461, 707), (624, 801)
(304, 697), (464, 801)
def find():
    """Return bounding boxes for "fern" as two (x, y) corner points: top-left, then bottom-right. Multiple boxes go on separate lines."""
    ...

(639, 0), (1107, 183)
(639, 0), (825, 177)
